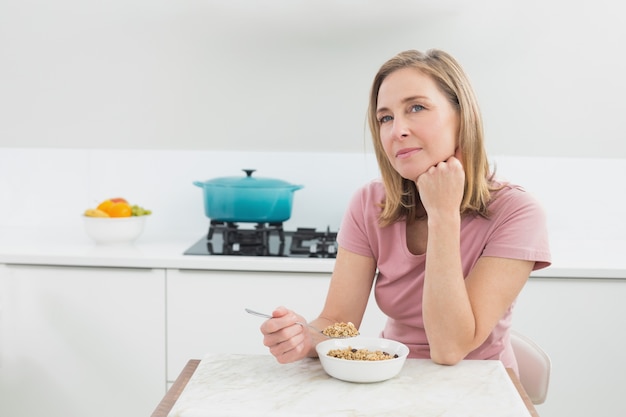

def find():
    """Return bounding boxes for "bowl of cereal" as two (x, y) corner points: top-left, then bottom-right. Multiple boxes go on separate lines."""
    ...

(316, 337), (409, 383)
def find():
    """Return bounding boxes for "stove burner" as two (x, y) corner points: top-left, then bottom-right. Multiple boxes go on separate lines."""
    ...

(183, 222), (339, 258)
(290, 227), (338, 258)
(207, 221), (285, 256)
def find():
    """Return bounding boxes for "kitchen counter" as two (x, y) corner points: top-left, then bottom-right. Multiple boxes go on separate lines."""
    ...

(0, 227), (336, 273)
(0, 226), (625, 278)
(153, 354), (538, 417)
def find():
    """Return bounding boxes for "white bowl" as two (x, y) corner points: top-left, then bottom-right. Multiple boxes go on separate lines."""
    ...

(83, 215), (147, 244)
(316, 337), (409, 383)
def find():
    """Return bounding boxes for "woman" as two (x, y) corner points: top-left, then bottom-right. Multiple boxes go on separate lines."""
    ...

(259, 49), (551, 374)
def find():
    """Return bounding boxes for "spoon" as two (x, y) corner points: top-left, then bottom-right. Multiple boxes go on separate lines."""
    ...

(245, 308), (358, 339)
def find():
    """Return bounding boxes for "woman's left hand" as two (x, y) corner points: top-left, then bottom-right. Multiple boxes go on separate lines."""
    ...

(416, 151), (465, 217)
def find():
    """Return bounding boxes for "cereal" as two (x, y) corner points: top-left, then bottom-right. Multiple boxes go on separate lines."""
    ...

(322, 322), (360, 338)
(326, 347), (399, 361)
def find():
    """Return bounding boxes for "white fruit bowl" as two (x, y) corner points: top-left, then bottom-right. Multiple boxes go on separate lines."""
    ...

(83, 215), (147, 244)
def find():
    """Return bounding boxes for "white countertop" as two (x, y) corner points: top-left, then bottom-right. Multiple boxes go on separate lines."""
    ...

(0, 227), (625, 279)
(0, 227), (336, 273)
(167, 353), (532, 417)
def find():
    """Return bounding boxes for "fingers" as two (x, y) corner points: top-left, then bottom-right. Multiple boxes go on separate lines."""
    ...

(263, 323), (310, 363)
(417, 156), (463, 185)
(415, 148), (463, 185)
(271, 305), (289, 318)
(267, 327), (308, 364)
(261, 317), (302, 344)
(260, 307), (311, 363)
(260, 308), (299, 334)
(415, 154), (465, 215)
(441, 149), (463, 170)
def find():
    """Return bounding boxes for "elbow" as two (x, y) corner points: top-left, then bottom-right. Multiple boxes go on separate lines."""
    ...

(430, 348), (465, 366)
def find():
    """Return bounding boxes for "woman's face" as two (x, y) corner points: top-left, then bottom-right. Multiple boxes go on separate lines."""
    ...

(376, 67), (460, 181)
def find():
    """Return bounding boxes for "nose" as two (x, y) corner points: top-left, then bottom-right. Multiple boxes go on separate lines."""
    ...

(390, 116), (410, 140)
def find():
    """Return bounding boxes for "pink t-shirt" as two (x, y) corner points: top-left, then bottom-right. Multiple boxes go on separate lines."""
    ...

(337, 179), (551, 372)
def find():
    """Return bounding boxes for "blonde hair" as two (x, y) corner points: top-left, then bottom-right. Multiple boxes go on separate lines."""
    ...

(367, 49), (495, 226)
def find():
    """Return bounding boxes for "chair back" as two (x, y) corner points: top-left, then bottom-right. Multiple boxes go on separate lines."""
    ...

(510, 330), (551, 405)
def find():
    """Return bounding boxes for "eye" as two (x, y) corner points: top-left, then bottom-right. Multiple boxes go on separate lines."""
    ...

(410, 104), (425, 113)
(378, 115), (393, 124)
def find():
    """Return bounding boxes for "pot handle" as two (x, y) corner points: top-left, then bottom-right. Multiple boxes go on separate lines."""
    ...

(193, 181), (204, 188)
(291, 185), (305, 191)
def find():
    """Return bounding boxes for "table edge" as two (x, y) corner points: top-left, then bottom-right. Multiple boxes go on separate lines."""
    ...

(151, 359), (201, 417)
(506, 368), (540, 417)
(151, 360), (539, 417)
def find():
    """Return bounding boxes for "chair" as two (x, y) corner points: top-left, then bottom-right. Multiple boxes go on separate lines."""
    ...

(510, 330), (551, 405)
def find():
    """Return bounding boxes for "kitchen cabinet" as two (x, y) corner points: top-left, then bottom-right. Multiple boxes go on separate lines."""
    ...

(0, 264), (166, 417)
(513, 276), (626, 417)
(166, 268), (387, 381)
(2, 228), (625, 417)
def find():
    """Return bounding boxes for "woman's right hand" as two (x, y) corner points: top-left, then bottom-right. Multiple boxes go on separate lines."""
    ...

(416, 152), (465, 219)
(260, 306), (316, 364)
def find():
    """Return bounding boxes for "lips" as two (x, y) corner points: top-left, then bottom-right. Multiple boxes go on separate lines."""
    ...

(395, 147), (421, 159)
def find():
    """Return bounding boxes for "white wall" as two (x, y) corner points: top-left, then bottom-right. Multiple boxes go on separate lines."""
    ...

(1, 148), (624, 246)
(0, 149), (378, 237)
(1, 0), (625, 158)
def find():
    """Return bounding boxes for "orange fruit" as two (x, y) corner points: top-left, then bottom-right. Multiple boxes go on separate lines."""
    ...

(108, 202), (132, 217)
(97, 199), (114, 213)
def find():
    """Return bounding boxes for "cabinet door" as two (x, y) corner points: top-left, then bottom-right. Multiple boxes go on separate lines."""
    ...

(0, 264), (166, 417)
(513, 277), (626, 417)
(166, 269), (386, 380)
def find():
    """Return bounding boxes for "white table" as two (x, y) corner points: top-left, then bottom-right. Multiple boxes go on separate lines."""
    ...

(153, 354), (538, 417)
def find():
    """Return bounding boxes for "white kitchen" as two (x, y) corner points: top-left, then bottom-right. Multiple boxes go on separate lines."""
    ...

(1, 1), (625, 417)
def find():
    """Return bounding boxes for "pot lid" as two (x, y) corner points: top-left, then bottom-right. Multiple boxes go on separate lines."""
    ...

(202, 169), (299, 188)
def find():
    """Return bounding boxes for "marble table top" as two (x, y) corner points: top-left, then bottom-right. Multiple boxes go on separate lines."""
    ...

(166, 353), (532, 417)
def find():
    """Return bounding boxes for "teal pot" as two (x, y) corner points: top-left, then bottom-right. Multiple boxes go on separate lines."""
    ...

(193, 169), (304, 223)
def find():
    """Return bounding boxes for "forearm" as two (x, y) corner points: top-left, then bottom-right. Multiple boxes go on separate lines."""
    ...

(422, 213), (475, 364)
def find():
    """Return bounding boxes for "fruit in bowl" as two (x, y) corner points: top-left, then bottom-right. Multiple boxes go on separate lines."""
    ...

(83, 198), (152, 244)
(84, 197), (151, 218)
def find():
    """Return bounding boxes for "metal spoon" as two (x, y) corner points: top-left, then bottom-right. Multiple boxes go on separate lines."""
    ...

(245, 308), (359, 339)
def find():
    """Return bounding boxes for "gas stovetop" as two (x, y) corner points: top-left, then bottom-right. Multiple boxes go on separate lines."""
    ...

(183, 221), (338, 258)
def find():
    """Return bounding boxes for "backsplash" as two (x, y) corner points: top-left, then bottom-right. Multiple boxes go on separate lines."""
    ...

(0, 149), (379, 238)
(0, 148), (624, 241)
